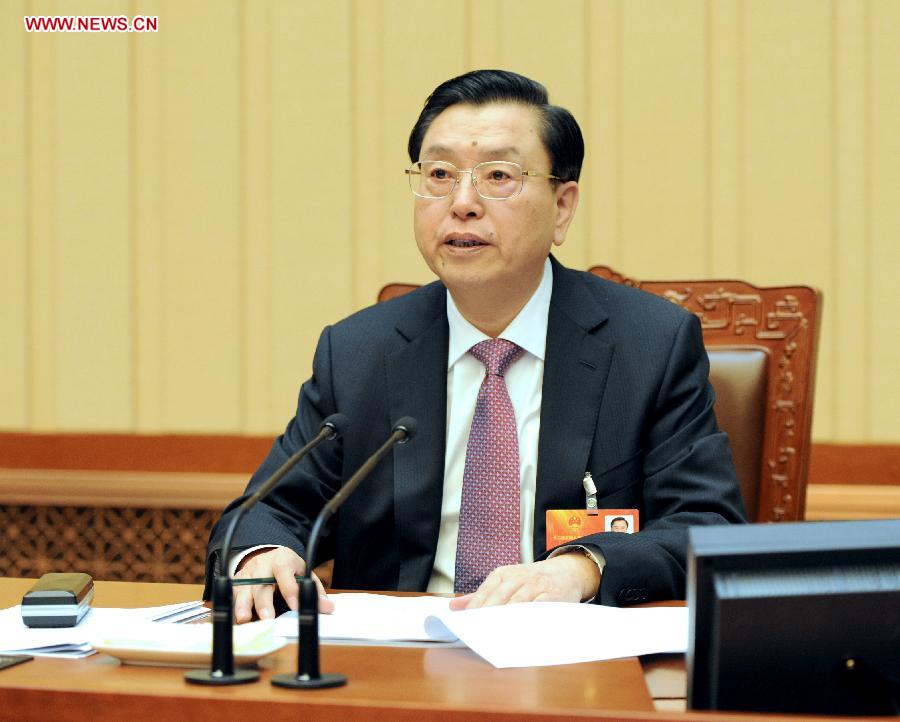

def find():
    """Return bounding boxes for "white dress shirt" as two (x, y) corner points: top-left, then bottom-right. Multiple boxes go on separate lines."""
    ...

(426, 258), (553, 593)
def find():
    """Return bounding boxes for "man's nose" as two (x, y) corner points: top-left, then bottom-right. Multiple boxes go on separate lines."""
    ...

(450, 170), (484, 217)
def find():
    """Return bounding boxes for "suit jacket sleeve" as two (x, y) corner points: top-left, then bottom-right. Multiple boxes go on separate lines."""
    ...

(203, 325), (343, 597)
(544, 311), (747, 606)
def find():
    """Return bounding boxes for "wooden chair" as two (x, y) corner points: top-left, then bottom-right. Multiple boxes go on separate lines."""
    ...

(379, 267), (821, 522)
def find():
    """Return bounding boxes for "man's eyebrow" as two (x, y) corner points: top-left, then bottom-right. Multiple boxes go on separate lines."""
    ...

(419, 144), (524, 161)
(420, 144), (456, 158)
(479, 146), (524, 160)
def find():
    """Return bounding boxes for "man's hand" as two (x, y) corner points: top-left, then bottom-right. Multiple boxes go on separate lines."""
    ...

(233, 547), (335, 622)
(448, 552), (601, 611)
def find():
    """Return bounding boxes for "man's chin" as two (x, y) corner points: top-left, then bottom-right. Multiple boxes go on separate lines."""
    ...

(435, 265), (497, 294)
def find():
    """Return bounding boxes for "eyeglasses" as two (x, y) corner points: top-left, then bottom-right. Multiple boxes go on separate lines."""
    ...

(405, 160), (560, 200)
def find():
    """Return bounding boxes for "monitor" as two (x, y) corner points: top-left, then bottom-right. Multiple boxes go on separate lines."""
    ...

(687, 519), (900, 715)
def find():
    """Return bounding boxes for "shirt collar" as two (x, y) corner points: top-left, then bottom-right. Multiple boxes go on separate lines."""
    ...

(446, 257), (553, 369)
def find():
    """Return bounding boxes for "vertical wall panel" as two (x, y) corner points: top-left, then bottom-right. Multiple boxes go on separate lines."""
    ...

(466, 0), (502, 70)
(742, 2), (833, 283)
(833, 0), (869, 440)
(26, 0), (59, 430)
(708, 0), (742, 276)
(869, 0), (900, 440)
(352, 0), (387, 308)
(585, 0), (622, 270)
(0, 0), (29, 428)
(53, 0), (133, 429)
(133, 0), (163, 432)
(742, 0), (834, 439)
(619, 0), (708, 277)
(269, 0), (354, 428)
(157, 0), (242, 431)
(241, 1), (273, 433)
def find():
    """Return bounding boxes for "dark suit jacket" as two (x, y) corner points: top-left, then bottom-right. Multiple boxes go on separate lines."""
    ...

(205, 257), (746, 606)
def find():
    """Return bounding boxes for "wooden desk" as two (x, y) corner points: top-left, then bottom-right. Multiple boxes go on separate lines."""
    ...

(1, 578), (661, 722)
(0, 579), (876, 722)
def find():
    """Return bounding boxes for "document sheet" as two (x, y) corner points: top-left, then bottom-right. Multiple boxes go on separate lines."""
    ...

(0, 601), (208, 658)
(275, 593), (688, 668)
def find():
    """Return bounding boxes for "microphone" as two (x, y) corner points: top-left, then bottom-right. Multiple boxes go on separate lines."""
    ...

(271, 417), (418, 690)
(185, 413), (349, 686)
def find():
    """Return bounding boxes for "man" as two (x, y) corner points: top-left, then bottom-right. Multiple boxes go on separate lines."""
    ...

(610, 517), (630, 533)
(205, 69), (746, 621)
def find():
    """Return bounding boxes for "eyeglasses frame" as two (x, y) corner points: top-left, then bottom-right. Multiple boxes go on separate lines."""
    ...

(405, 160), (561, 201)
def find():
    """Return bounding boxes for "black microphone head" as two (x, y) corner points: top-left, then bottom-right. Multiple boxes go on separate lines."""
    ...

(321, 413), (350, 440)
(392, 416), (418, 443)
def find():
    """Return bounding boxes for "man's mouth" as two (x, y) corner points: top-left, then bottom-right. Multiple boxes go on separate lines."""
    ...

(444, 235), (487, 248)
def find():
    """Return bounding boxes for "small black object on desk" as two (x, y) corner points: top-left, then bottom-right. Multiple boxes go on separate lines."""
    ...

(21, 572), (93, 628)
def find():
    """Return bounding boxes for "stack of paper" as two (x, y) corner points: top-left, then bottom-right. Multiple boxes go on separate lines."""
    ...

(91, 617), (283, 667)
(275, 593), (688, 668)
(0, 601), (208, 658)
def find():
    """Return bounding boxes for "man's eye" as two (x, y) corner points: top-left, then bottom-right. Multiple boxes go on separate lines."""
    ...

(488, 170), (511, 181)
(430, 168), (452, 180)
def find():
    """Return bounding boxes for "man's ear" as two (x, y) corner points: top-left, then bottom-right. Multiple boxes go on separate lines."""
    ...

(552, 181), (579, 247)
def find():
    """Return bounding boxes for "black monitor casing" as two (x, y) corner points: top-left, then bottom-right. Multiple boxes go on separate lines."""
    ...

(688, 519), (900, 715)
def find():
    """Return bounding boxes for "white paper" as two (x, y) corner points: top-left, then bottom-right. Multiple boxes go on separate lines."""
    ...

(274, 593), (687, 668)
(91, 618), (277, 654)
(147, 601), (210, 624)
(0, 601), (208, 658)
(425, 602), (688, 668)
(275, 593), (457, 642)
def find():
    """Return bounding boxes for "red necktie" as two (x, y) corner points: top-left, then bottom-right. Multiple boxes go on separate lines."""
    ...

(454, 339), (524, 594)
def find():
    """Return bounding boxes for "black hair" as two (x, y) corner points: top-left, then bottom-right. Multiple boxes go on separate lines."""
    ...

(407, 69), (584, 183)
(610, 516), (629, 528)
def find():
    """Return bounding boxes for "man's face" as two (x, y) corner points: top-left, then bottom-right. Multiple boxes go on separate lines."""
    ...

(611, 519), (628, 533)
(413, 102), (578, 298)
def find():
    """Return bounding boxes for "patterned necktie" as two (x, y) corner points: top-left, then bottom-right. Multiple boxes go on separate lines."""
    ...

(454, 338), (524, 594)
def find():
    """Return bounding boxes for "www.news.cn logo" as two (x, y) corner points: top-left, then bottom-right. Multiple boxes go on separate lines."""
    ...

(24, 16), (159, 33)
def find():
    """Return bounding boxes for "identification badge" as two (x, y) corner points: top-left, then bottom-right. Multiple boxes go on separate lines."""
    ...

(545, 508), (640, 549)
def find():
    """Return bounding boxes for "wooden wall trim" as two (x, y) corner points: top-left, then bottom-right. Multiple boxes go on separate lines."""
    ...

(0, 468), (247, 509)
(1, 433), (898, 486)
(808, 443), (900, 485)
(805, 484), (900, 521)
(0, 433), (271, 473)
(4, 467), (896, 527)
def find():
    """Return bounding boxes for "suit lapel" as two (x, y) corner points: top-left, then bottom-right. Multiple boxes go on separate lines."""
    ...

(534, 259), (613, 558)
(385, 284), (449, 590)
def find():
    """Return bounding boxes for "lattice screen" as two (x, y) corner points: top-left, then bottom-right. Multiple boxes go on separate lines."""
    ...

(0, 505), (216, 584)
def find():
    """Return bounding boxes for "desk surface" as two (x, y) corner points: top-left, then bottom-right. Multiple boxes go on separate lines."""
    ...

(0, 578), (871, 722)
(0, 577), (662, 722)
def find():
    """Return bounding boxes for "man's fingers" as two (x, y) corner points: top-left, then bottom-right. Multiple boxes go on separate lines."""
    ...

(480, 578), (528, 608)
(311, 573), (335, 614)
(455, 559), (591, 610)
(273, 562), (302, 612)
(251, 581), (276, 619)
(229, 547), (311, 621)
(475, 566), (511, 604)
(466, 568), (520, 609)
(448, 592), (474, 611)
(507, 578), (548, 604)
(233, 586), (254, 623)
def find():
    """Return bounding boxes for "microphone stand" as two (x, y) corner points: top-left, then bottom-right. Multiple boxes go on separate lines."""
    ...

(185, 414), (348, 685)
(271, 417), (417, 689)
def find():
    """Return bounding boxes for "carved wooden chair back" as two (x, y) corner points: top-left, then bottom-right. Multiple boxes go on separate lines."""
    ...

(588, 266), (820, 522)
(378, 267), (821, 522)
